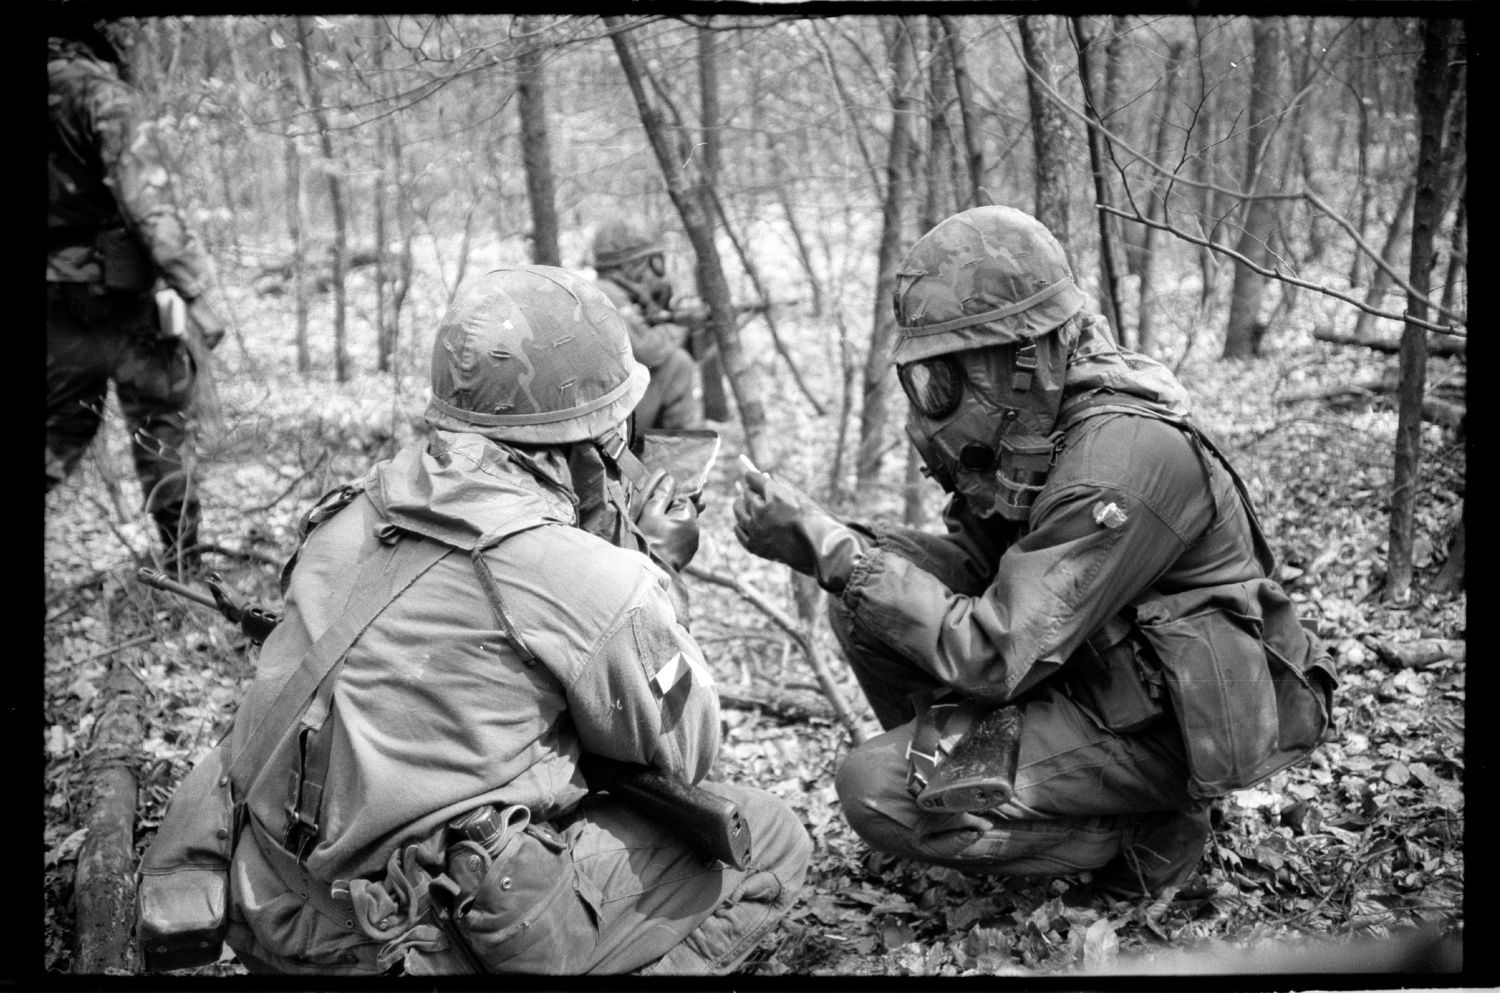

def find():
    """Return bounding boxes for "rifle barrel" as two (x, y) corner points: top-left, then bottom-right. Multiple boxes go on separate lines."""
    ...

(136, 567), (218, 610)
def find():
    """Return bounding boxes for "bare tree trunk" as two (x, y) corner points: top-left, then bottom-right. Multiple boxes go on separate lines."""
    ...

(280, 108), (310, 375)
(370, 28), (393, 374)
(769, 144), (825, 316)
(1439, 187), (1466, 319)
(1019, 15), (1072, 249)
(295, 16), (350, 382)
(1222, 17), (1285, 359)
(1136, 40), (1187, 356)
(1386, 18), (1462, 601)
(1070, 15), (1124, 344)
(606, 17), (769, 464)
(855, 17), (917, 497)
(517, 15), (560, 266)
(939, 15), (984, 208)
(922, 16), (957, 232)
(695, 20), (731, 423)
(1350, 177), (1416, 343)
(1433, 501), (1464, 595)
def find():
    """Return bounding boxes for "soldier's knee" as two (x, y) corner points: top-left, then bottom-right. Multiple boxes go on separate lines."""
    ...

(834, 743), (886, 839)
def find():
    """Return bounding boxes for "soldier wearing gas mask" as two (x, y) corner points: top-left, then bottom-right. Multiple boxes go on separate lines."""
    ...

(591, 219), (703, 431)
(734, 206), (1335, 898)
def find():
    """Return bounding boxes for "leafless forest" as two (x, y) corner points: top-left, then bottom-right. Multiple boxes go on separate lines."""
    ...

(43, 13), (1467, 981)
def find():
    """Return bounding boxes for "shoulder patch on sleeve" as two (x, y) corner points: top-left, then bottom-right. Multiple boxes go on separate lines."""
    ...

(1092, 500), (1129, 529)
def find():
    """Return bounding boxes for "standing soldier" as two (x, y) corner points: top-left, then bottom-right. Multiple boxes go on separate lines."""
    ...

(733, 206), (1335, 898)
(590, 218), (706, 430)
(47, 11), (230, 573)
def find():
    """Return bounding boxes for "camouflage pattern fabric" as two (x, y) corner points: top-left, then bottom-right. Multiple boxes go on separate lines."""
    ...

(423, 267), (649, 446)
(891, 206), (1087, 366)
(48, 36), (221, 304)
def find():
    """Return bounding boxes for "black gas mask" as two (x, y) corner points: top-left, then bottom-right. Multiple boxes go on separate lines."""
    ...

(899, 329), (1073, 522)
(610, 253), (673, 319)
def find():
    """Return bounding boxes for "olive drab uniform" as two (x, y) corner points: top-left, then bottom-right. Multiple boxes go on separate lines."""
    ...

(831, 312), (1336, 880)
(591, 219), (702, 432)
(47, 34), (227, 562)
(733, 206), (1335, 895)
(138, 268), (809, 976)
(222, 434), (808, 975)
(595, 279), (702, 432)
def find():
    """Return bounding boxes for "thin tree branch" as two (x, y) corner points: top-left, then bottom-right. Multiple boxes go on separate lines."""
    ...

(684, 564), (866, 745)
(1004, 27), (1466, 330)
(1099, 204), (1463, 338)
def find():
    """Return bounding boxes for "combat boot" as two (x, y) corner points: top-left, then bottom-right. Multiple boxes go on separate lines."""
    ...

(1091, 802), (1210, 899)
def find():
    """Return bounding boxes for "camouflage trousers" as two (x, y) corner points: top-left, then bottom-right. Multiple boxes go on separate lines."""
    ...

(47, 282), (200, 557)
(828, 595), (1198, 878)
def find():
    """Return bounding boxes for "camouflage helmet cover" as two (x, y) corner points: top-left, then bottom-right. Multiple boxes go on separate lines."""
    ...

(424, 265), (649, 445)
(591, 217), (663, 270)
(891, 206), (1086, 366)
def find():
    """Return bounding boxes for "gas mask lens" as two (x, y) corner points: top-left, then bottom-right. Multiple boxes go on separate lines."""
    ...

(898, 355), (963, 419)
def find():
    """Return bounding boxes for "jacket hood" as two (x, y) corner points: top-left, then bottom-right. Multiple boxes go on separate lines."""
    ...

(364, 430), (576, 551)
(1060, 311), (1190, 419)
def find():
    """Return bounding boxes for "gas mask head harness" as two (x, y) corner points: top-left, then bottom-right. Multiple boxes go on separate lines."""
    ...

(891, 206), (1087, 521)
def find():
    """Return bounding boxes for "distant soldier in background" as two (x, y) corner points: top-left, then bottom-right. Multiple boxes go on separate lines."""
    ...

(47, 10), (230, 573)
(590, 219), (707, 430)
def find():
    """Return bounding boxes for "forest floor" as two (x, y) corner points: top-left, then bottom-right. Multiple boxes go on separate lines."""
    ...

(42, 312), (1466, 980)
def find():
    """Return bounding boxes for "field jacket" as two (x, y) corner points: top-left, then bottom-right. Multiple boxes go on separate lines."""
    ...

(224, 430), (719, 971)
(842, 319), (1334, 796)
(48, 37), (219, 300)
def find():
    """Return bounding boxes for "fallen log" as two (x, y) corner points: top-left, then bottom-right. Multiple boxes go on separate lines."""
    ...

(73, 661), (147, 975)
(1279, 378), (1465, 430)
(1313, 323), (1465, 358)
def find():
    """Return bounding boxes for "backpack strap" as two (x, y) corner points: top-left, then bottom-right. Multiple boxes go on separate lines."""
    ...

(1059, 395), (1275, 572)
(228, 534), (453, 798)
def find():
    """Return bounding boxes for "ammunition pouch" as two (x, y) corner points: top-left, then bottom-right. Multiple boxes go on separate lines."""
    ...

(1132, 579), (1336, 798)
(993, 433), (1061, 522)
(135, 742), (238, 972)
(1062, 614), (1166, 735)
(96, 226), (156, 293)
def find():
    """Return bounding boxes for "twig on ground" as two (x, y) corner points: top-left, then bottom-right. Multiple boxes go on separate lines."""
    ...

(685, 564), (867, 745)
(76, 634), (157, 667)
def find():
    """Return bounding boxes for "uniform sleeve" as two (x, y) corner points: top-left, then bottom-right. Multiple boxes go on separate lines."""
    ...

(562, 569), (720, 784)
(840, 417), (1215, 704)
(861, 494), (1009, 597)
(86, 74), (220, 300)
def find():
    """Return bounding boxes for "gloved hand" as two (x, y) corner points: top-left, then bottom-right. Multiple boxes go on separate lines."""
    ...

(732, 465), (867, 593)
(633, 469), (700, 573)
(187, 289), (228, 351)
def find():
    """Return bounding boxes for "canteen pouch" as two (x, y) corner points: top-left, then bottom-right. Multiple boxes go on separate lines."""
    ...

(96, 226), (156, 292)
(458, 820), (607, 973)
(1133, 579), (1336, 798)
(1063, 614), (1166, 734)
(136, 742), (237, 971)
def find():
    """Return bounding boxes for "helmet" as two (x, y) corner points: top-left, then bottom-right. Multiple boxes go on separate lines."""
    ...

(591, 218), (662, 270)
(423, 265), (649, 445)
(890, 206), (1085, 367)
